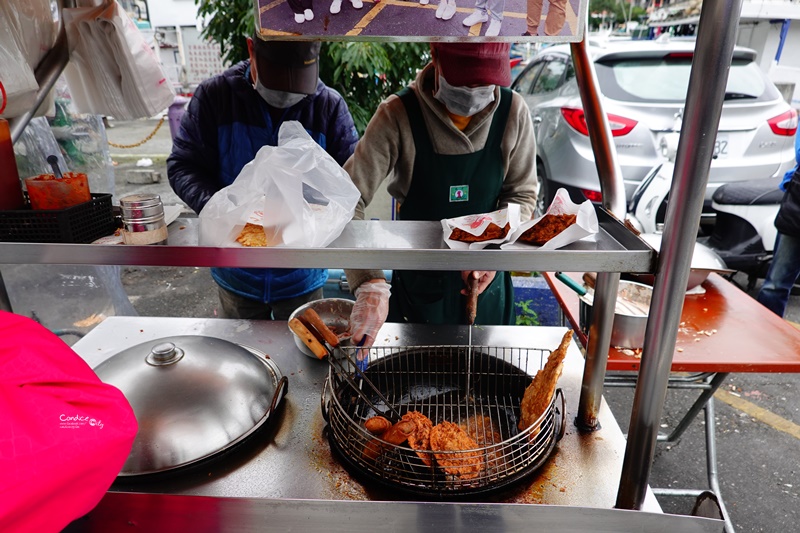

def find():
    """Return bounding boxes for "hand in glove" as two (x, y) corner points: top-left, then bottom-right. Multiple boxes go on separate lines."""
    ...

(460, 271), (496, 296)
(350, 280), (391, 350)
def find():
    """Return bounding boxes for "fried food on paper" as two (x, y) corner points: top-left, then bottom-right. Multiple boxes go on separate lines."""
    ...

(402, 411), (434, 467)
(518, 214), (577, 246)
(429, 421), (483, 480)
(236, 223), (268, 247)
(518, 330), (572, 434)
(449, 222), (510, 243)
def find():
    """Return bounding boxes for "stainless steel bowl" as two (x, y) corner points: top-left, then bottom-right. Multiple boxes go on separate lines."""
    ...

(634, 233), (733, 290)
(288, 298), (354, 358)
(579, 280), (653, 349)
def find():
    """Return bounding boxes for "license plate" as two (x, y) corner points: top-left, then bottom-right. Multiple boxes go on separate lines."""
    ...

(713, 134), (729, 159)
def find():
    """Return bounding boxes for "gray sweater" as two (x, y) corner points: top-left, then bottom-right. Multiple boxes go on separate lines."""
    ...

(344, 63), (539, 291)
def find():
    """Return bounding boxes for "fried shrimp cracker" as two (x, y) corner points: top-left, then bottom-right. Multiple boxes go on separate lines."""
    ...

(236, 223), (268, 247)
(518, 330), (572, 434)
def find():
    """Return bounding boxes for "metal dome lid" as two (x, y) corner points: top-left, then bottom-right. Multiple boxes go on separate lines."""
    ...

(93, 335), (287, 476)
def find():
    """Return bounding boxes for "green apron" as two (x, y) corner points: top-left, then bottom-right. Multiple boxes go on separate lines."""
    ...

(387, 87), (516, 326)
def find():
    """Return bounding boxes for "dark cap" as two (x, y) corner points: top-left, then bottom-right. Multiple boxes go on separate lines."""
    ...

(252, 39), (321, 95)
(431, 43), (511, 87)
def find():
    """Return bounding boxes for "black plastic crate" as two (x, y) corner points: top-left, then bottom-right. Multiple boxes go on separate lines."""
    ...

(0, 193), (117, 243)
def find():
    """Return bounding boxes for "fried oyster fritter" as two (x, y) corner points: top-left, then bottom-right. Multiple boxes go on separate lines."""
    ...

(518, 214), (577, 246)
(459, 415), (504, 472)
(449, 222), (510, 243)
(429, 421), (483, 480)
(519, 330), (572, 435)
(402, 411), (434, 467)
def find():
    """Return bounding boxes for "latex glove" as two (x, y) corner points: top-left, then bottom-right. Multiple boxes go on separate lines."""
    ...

(350, 280), (391, 350)
(460, 271), (496, 296)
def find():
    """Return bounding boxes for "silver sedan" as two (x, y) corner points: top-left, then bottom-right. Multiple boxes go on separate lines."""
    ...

(512, 39), (798, 223)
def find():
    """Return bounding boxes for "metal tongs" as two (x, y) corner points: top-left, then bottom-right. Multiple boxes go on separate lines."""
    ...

(288, 308), (402, 422)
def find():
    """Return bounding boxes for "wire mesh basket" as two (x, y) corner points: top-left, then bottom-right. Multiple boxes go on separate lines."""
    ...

(323, 345), (565, 496)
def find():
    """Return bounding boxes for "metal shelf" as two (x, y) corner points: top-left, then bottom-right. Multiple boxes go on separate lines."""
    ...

(0, 208), (656, 272)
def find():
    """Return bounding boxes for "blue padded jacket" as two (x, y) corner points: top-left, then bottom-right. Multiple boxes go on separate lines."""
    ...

(167, 60), (359, 303)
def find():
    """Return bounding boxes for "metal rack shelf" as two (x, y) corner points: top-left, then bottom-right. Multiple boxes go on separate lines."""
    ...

(0, 208), (656, 272)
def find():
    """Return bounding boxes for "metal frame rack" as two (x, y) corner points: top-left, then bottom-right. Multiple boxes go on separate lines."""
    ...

(0, 0), (745, 528)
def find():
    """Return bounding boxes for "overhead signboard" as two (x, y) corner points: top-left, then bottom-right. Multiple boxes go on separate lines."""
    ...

(255, 0), (587, 41)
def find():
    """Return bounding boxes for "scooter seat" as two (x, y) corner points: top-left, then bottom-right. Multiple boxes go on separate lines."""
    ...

(712, 177), (784, 206)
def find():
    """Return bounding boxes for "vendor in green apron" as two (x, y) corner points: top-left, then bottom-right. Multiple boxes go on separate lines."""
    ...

(343, 43), (538, 347)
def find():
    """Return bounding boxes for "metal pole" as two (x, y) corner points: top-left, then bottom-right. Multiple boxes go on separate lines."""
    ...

(616, 0), (744, 509)
(570, 25), (625, 431)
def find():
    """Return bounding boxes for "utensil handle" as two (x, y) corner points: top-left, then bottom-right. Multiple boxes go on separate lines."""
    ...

(288, 318), (328, 359)
(555, 272), (587, 296)
(466, 274), (479, 325)
(302, 308), (340, 348)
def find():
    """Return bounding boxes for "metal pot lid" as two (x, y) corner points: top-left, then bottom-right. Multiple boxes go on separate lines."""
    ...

(93, 335), (287, 476)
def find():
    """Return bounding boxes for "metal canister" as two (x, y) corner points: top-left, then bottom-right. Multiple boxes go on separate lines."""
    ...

(120, 194), (168, 245)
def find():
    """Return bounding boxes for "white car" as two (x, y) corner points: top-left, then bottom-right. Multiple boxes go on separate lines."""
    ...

(511, 39), (798, 227)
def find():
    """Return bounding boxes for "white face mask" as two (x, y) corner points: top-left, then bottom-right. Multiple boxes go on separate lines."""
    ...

(252, 72), (306, 109)
(434, 75), (496, 117)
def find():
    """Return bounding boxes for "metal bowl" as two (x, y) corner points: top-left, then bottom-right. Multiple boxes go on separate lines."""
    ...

(579, 280), (653, 349)
(288, 298), (354, 358)
(634, 233), (732, 290)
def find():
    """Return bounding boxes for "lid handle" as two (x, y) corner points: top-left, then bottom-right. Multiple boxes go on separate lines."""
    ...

(146, 342), (185, 366)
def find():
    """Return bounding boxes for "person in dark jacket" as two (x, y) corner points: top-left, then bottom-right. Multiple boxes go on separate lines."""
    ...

(757, 132), (800, 317)
(167, 38), (359, 320)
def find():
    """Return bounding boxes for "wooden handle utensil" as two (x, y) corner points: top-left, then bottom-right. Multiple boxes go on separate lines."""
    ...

(466, 273), (479, 325)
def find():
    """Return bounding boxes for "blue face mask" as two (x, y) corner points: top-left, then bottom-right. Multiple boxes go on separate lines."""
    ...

(252, 72), (306, 109)
(434, 75), (496, 117)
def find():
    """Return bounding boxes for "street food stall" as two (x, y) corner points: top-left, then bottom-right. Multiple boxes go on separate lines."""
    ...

(0, 0), (760, 530)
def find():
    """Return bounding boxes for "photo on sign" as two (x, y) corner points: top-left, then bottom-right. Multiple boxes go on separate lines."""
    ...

(255, 0), (586, 41)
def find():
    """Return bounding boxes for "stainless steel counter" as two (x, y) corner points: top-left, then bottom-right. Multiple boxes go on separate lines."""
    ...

(72, 318), (659, 510)
(0, 210), (655, 273)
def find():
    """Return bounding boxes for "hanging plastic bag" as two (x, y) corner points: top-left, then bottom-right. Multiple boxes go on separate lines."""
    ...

(62, 1), (174, 119)
(0, 311), (137, 532)
(200, 121), (361, 248)
(0, 13), (39, 119)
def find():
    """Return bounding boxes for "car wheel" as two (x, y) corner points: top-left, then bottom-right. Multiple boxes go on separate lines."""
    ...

(535, 160), (553, 217)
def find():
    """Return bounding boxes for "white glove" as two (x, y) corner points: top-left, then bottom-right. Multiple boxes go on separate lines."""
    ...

(350, 280), (391, 349)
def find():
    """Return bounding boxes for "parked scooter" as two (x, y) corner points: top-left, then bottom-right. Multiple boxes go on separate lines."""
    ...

(703, 178), (782, 290)
(626, 130), (783, 291)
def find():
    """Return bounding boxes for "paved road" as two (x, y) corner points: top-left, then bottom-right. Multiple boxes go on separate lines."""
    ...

(3, 118), (799, 532)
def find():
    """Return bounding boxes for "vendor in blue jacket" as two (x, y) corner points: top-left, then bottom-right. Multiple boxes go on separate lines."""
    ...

(167, 38), (359, 320)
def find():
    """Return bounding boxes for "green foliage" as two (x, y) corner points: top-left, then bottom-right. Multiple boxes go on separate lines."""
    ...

(588, 0), (647, 31)
(515, 300), (541, 327)
(196, 0), (253, 66)
(194, 0), (429, 134)
(320, 43), (429, 134)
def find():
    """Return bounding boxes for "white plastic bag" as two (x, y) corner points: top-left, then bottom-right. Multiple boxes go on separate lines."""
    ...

(199, 122), (361, 248)
(502, 188), (599, 250)
(62, 1), (175, 119)
(0, 13), (39, 119)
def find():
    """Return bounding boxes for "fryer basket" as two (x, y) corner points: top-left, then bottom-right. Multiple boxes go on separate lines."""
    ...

(323, 345), (566, 496)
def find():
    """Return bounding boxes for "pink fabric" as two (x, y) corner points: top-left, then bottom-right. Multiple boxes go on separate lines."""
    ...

(0, 311), (137, 532)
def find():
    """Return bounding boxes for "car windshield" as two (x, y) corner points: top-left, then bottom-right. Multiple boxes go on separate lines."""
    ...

(595, 56), (779, 103)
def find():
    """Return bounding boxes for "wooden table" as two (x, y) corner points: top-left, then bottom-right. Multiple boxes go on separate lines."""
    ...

(543, 271), (800, 533)
(545, 272), (800, 374)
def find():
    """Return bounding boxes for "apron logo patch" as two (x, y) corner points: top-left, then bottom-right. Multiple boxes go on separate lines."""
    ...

(450, 185), (469, 202)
